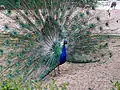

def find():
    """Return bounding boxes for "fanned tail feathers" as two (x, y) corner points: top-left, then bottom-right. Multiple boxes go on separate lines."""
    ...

(0, 0), (118, 82)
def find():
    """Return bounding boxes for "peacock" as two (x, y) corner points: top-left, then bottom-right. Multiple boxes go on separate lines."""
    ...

(0, 0), (118, 82)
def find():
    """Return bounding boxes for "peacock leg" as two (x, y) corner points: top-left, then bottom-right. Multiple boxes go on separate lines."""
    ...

(53, 69), (57, 77)
(57, 65), (60, 74)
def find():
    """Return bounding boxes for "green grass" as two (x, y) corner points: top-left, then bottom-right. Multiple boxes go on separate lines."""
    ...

(0, 76), (69, 90)
(114, 81), (120, 90)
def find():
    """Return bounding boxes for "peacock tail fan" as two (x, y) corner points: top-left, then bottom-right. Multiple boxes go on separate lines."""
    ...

(0, 0), (119, 82)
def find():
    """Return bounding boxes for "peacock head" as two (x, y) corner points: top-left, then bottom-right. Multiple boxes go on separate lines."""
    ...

(63, 40), (67, 45)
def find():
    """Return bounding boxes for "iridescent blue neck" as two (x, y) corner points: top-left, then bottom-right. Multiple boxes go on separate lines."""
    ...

(59, 45), (67, 65)
(62, 45), (66, 53)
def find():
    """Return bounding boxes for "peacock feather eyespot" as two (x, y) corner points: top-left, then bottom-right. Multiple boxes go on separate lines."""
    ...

(29, 40), (34, 45)
(11, 31), (18, 37)
(13, 43), (19, 49)
(35, 18), (41, 25)
(48, 16), (53, 21)
(86, 10), (90, 15)
(36, 36), (40, 42)
(89, 23), (96, 29)
(17, 52), (24, 59)
(74, 16), (78, 21)
(26, 61), (31, 67)
(15, 70), (20, 74)
(9, 51), (15, 58)
(8, 73), (13, 79)
(23, 47), (28, 53)
(29, 56), (34, 61)
(34, 66), (38, 71)
(4, 25), (9, 30)
(24, 10), (28, 15)
(2, 81), (6, 86)
(79, 13), (84, 18)
(20, 39), (24, 43)
(0, 49), (4, 56)
(42, 12), (46, 16)
(58, 25), (62, 31)
(55, 10), (59, 15)
(74, 33), (79, 37)
(34, 31), (39, 36)
(16, 61), (21, 67)
(15, 16), (19, 20)
(19, 23), (27, 28)
(6, 10), (12, 15)
(26, 33), (31, 39)
(86, 31), (92, 35)
(4, 39), (10, 46)
(71, 25), (77, 30)
(6, 59), (11, 65)
(0, 65), (4, 71)
(60, 7), (64, 11)
(96, 17), (100, 21)
(99, 26), (103, 31)
(93, 40), (97, 45)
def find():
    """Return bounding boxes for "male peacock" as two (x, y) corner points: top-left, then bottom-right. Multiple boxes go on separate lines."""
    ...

(0, 0), (117, 82)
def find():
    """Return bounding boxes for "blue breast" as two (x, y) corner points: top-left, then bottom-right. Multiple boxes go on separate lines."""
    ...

(59, 45), (67, 65)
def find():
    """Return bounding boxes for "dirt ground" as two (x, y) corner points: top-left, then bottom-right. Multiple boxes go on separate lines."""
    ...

(0, 9), (120, 90)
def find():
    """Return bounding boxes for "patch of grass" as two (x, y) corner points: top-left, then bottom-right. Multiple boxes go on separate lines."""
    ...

(0, 76), (69, 90)
(114, 81), (120, 90)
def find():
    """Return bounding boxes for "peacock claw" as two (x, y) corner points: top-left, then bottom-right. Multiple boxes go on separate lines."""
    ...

(57, 65), (60, 74)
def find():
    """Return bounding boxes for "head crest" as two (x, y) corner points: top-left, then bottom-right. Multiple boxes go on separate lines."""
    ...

(64, 40), (67, 45)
